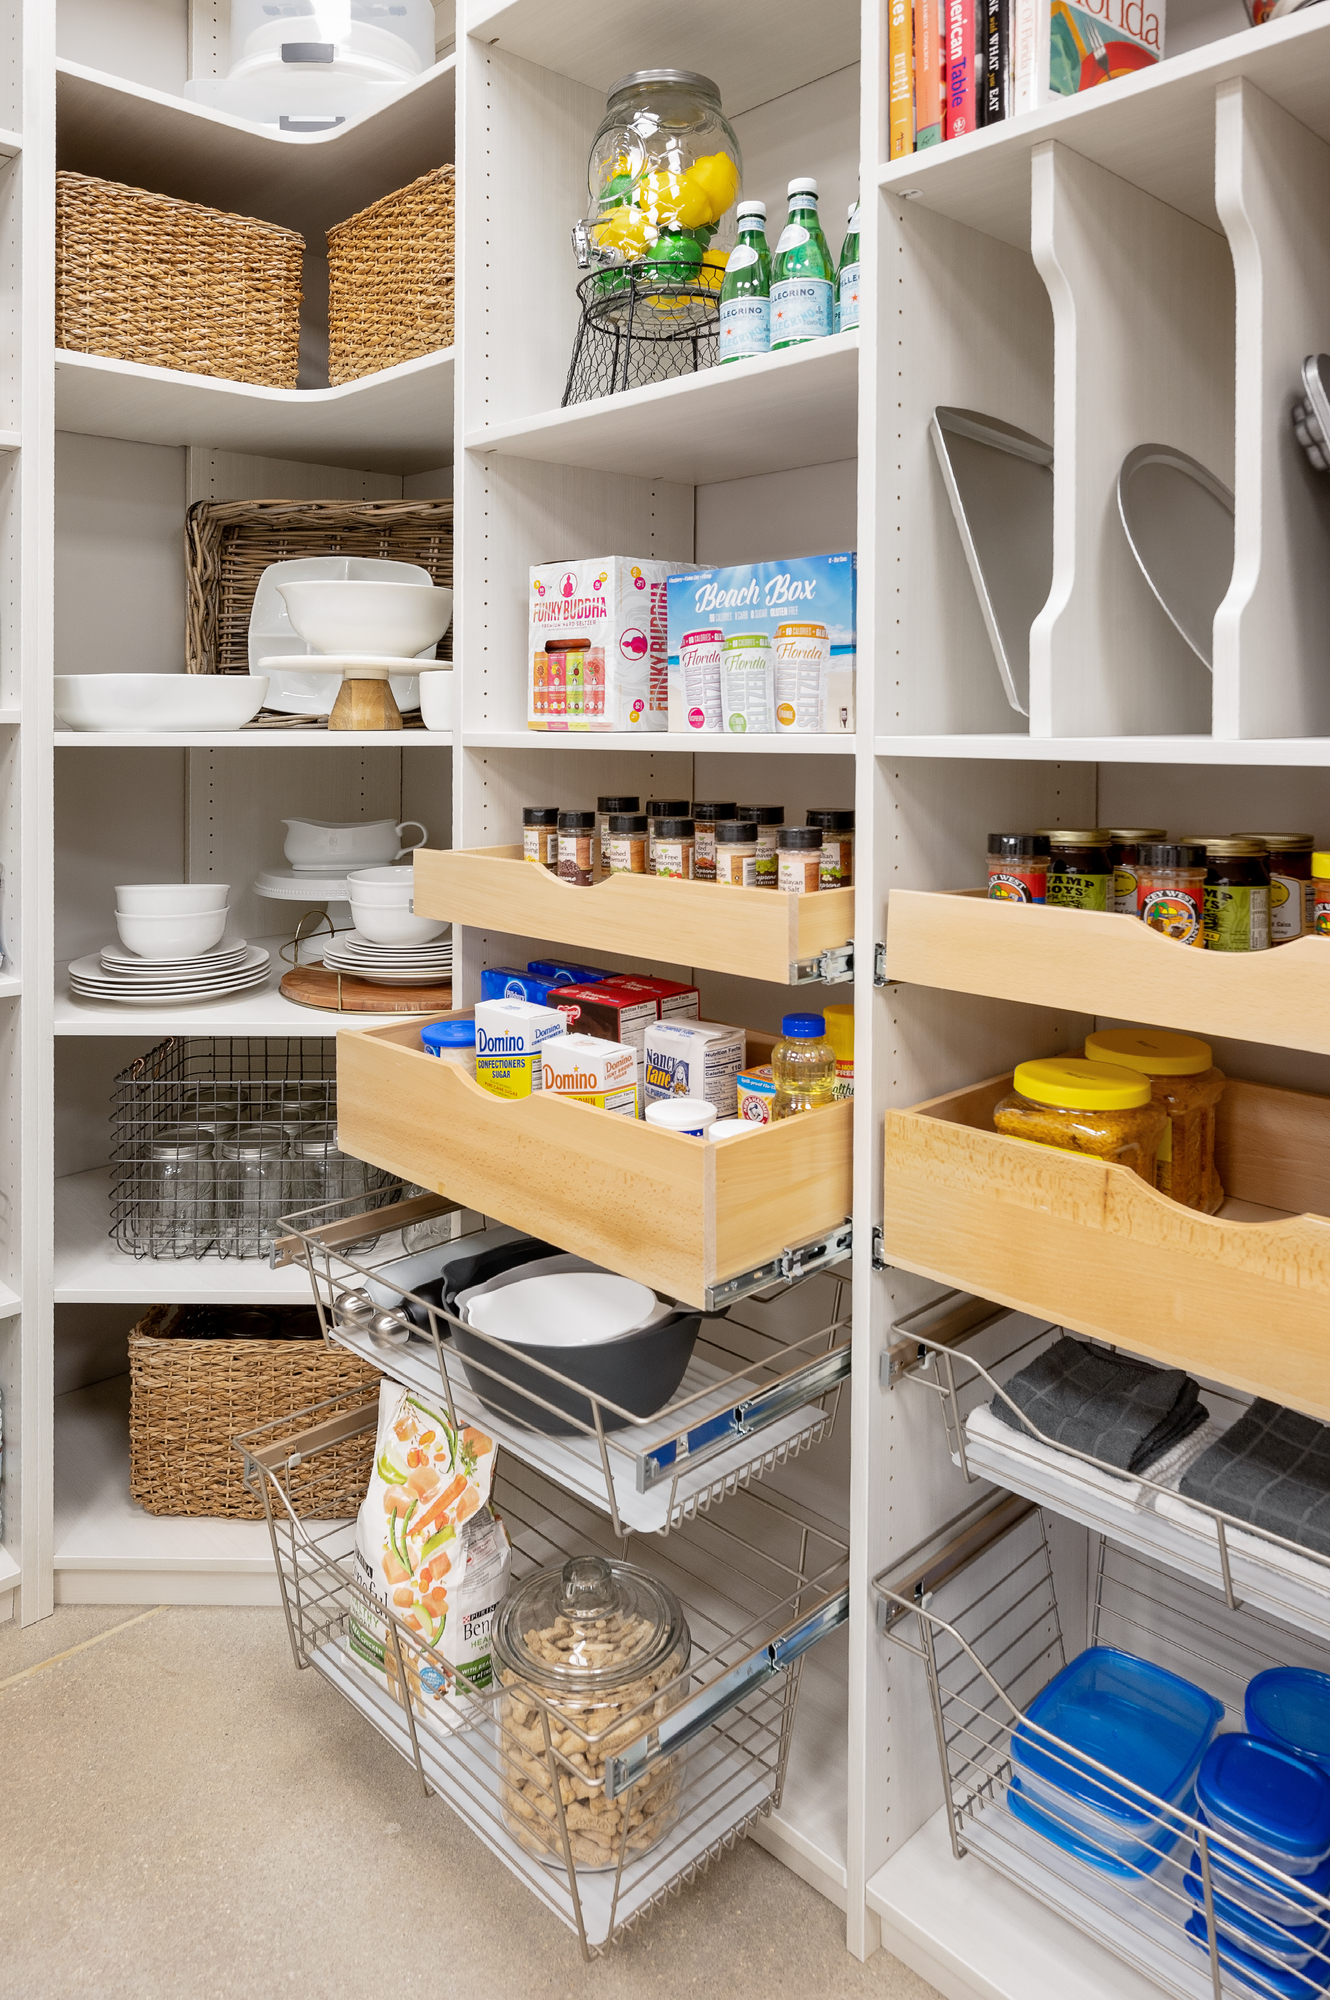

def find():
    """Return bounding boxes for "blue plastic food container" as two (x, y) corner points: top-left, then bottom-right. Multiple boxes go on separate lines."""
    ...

(1196, 1808), (1330, 1930)
(1006, 1776), (1186, 1881)
(421, 1018), (476, 1057)
(1010, 1647), (1223, 1868)
(1184, 1910), (1330, 2000)
(1248, 1670), (1330, 1772)
(1183, 1857), (1330, 1972)
(1196, 1735), (1330, 1880)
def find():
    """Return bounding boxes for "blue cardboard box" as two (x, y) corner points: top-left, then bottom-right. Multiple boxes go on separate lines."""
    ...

(526, 959), (610, 986)
(666, 552), (856, 736)
(480, 966), (563, 1005)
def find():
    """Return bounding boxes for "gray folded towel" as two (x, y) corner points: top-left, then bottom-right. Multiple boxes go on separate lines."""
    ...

(992, 1335), (1208, 1473)
(1179, 1400), (1330, 1557)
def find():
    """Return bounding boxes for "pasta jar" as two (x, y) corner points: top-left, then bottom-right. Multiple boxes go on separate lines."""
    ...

(777, 825), (821, 892)
(596, 796), (640, 879)
(1109, 829), (1168, 916)
(652, 816), (695, 879)
(605, 812), (649, 875)
(523, 806), (559, 870)
(738, 804), (784, 887)
(1135, 842), (1206, 946)
(690, 801), (736, 883)
(1039, 829), (1112, 912)
(808, 809), (854, 889)
(556, 809), (598, 886)
(1316, 853), (1330, 936)
(1233, 833), (1314, 944)
(714, 819), (758, 886)
(1199, 838), (1271, 951)
(993, 1056), (1167, 1183)
(493, 1554), (691, 1871)
(1085, 1028), (1225, 1211)
(987, 833), (1050, 903)
(646, 798), (690, 875)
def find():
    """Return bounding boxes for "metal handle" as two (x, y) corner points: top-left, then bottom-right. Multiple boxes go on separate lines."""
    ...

(271, 1190), (460, 1266)
(637, 1342), (851, 1491)
(881, 1287), (1009, 1386)
(238, 1399), (379, 1483)
(874, 1493), (1034, 1633)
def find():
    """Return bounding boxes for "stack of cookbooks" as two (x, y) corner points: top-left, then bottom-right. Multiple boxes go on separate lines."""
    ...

(887, 0), (1164, 154)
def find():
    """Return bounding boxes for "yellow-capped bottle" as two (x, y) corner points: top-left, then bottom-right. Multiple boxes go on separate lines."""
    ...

(772, 1011), (837, 1120)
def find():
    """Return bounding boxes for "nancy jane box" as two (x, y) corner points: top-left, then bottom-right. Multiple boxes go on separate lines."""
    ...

(528, 556), (685, 732)
(666, 553), (857, 737)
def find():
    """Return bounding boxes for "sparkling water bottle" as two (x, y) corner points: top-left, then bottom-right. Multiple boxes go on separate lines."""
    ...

(837, 202), (861, 333)
(771, 179), (834, 350)
(719, 200), (771, 364)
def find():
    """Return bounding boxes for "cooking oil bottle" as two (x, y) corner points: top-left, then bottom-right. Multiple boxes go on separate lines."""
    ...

(772, 1011), (837, 1119)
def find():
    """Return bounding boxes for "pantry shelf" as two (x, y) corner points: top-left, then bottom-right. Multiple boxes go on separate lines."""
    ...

(414, 847), (854, 984)
(886, 890), (1330, 1056)
(54, 730), (447, 748)
(55, 935), (418, 1036)
(873, 735), (1330, 764)
(54, 347), (454, 477)
(466, 731), (852, 754)
(54, 1169), (319, 1305)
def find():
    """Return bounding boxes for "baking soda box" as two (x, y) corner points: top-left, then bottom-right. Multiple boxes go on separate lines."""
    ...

(667, 553), (857, 737)
(528, 556), (686, 733)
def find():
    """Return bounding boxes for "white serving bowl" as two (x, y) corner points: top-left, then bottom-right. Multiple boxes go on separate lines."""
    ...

(276, 579), (453, 660)
(115, 882), (231, 914)
(54, 675), (270, 732)
(348, 901), (448, 947)
(344, 866), (417, 904)
(419, 668), (455, 732)
(115, 908), (229, 960)
(283, 818), (426, 871)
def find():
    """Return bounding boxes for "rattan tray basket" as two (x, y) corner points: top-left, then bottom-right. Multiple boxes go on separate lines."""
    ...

(128, 1304), (378, 1519)
(327, 163), (455, 384)
(184, 498), (454, 675)
(56, 170), (304, 389)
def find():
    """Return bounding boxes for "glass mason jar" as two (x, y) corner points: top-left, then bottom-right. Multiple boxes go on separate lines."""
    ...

(214, 1123), (288, 1257)
(493, 1554), (691, 1871)
(1108, 829), (1168, 916)
(1085, 1029), (1226, 1211)
(1232, 833), (1314, 944)
(141, 1125), (215, 1258)
(993, 1057), (1168, 1183)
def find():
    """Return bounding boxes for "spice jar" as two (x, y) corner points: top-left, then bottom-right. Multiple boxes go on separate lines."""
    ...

(214, 1123), (289, 1256)
(556, 809), (598, 886)
(605, 813), (649, 875)
(993, 1057), (1167, 1183)
(737, 805), (784, 887)
(651, 816), (695, 879)
(142, 1125), (215, 1258)
(1134, 843), (1206, 946)
(777, 825), (822, 892)
(1316, 854), (1330, 936)
(1084, 1029), (1225, 1211)
(714, 819), (759, 886)
(597, 796), (640, 879)
(646, 799), (690, 875)
(493, 1554), (691, 1870)
(987, 834), (1050, 903)
(1197, 838), (1271, 951)
(808, 809), (854, 889)
(523, 806), (559, 870)
(1039, 829), (1112, 912)
(1233, 834), (1314, 944)
(1109, 829), (1168, 916)
(691, 801), (736, 883)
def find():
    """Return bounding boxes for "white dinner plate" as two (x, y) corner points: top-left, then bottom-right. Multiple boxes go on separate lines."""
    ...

(71, 967), (271, 997)
(71, 946), (270, 991)
(100, 941), (251, 974)
(70, 978), (270, 1006)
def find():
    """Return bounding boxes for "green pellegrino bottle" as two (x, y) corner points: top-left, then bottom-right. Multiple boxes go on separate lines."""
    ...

(719, 200), (771, 363)
(837, 202), (861, 333)
(771, 178), (834, 350)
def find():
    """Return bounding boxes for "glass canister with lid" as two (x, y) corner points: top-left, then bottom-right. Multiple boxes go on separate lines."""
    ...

(142, 1124), (215, 1258)
(493, 1554), (691, 1871)
(1038, 829), (1113, 912)
(993, 1056), (1167, 1182)
(214, 1123), (289, 1257)
(1084, 1029), (1225, 1211)
(1194, 837), (1271, 951)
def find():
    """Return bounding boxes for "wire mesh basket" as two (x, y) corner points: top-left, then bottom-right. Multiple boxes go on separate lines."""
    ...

(562, 269), (720, 406)
(110, 1037), (402, 1261)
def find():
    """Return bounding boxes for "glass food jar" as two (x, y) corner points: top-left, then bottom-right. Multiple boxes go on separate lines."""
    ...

(690, 800), (736, 883)
(777, 825), (822, 893)
(142, 1126), (215, 1258)
(573, 71), (742, 285)
(1233, 833), (1314, 944)
(1084, 1029), (1225, 1211)
(1197, 838), (1271, 951)
(1039, 829), (1113, 911)
(1109, 829), (1168, 916)
(714, 819), (759, 886)
(646, 798), (691, 874)
(993, 1057), (1167, 1182)
(737, 805), (784, 887)
(807, 809), (854, 889)
(556, 810), (598, 886)
(214, 1123), (289, 1257)
(287, 1122), (381, 1217)
(523, 806), (559, 871)
(597, 796), (640, 878)
(493, 1554), (691, 1871)
(652, 816), (695, 879)
(988, 833), (1050, 903)
(605, 812), (649, 875)
(1135, 843), (1207, 946)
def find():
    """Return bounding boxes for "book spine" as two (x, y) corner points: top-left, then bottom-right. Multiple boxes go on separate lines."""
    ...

(1010, 0), (1037, 114)
(982, 0), (1007, 122)
(945, 0), (976, 138)
(889, 0), (915, 157)
(915, 0), (944, 148)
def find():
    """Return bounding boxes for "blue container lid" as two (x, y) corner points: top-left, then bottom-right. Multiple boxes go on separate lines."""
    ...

(1183, 1856), (1330, 1961)
(1198, 1806), (1330, 1916)
(1184, 1911), (1328, 2000)
(1197, 1735), (1330, 1864)
(421, 1019), (476, 1052)
(1248, 1670), (1330, 1771)
(781, 1012), (826, 1038)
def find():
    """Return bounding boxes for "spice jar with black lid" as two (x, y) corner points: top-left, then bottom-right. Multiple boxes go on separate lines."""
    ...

(605, 813), (648, 876)
(1038, 829), (1112, 912)
(807, 809), (855, 889)
(523, 806), (559, 871)
(596, 795), (640, 879)
(715, 819), (759, 887)
(652, 817), (695, 879)
(556, 809), (598, 887)
(646, 799), (691, 875)
(988, 834), (1051, 903)
(778, 825), (822, 893)
(737, 805), (784, 888)
(691, 800), (737, 882)
(1194, 837), (1271, 951)
(1109, 829), (1168, 916)
(1232, 833), (1314, 943)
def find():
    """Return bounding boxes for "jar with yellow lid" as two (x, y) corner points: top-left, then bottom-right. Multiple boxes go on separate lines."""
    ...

(1312, 853), (1330, 938)
(993, 1056), (1167, 1182)
(1084, 1028), (1225, 1211)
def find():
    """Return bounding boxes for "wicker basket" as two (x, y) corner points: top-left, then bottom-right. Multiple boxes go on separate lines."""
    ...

(326, 164), (455, 385)
(185, 498), (454, 676)
(128, 1304), (378, 1519)
(56, 171), (304, 390)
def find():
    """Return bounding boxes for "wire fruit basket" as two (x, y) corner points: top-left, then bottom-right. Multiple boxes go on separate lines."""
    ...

(562, 269), (720, 406)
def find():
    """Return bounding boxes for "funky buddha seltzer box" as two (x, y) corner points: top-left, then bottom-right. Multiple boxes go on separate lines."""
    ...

(528, 556), (685, 732)
(666, 553), (857, 736)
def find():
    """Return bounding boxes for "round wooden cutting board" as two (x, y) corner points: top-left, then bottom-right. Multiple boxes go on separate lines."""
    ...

(280, 962), (453, 1014)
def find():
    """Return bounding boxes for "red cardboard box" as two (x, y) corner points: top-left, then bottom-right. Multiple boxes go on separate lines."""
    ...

(605, 975), (701, 1021)
(548, 982), (658, 1052)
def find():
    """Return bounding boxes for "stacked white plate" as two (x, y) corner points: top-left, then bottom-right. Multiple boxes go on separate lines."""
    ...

(68, 941), (271, 1006)
(321, 929), (452, 987)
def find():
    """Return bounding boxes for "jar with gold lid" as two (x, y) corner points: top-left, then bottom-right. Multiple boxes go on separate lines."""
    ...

(1037, 829), (1113, 912)
(1085, 1028), (1225, 1210)
(993, 1056), (1167, 1182)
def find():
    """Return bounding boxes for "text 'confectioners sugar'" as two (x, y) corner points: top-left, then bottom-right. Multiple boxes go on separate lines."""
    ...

(473, 997), (567, 1098)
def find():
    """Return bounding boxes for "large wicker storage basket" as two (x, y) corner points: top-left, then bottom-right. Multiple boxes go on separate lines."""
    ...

(56, 170), (304, 389)
(326, 164), (455, 385)
(128, 1304), (378, 1518)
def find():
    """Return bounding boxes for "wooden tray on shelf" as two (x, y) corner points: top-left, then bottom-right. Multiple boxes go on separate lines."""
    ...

(887, 888), (1330, 1055)
(881, 1069), (1330, 1420)
(336, 1018), (853, 1309)
(412, 846), (854, 984)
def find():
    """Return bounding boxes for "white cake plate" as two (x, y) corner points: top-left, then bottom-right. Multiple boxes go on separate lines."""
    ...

(256, 654), (451, 684)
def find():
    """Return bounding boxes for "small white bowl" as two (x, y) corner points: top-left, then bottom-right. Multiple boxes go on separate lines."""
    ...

(115, 883), (231, 914)
(115, 908), (229, 960)
(419, 669), (455, 732)
(276, 579), (453, 661)
(344, 866), (417, 905)
(348, 902), (448, 947)
(54, 675), (269, 732)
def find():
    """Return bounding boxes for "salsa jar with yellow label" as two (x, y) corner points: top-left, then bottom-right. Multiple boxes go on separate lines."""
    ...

(1039, 830), (1113, 912)
(1232, 833), (1314, 944)
(1085, 1028), (1224, 1211)
(1109, 829), (1167, 916)
(1197, 838), (1271, 952)
(992, 1056), (1167, 1182)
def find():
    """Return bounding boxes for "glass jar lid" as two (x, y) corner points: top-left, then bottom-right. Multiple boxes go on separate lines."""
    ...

(1196, 838), (1269, 856)
(1137, 842), (1206, 869)
(291, 1121), (341, 1157)
(1012, 1056), (1151, 1111)
(1108, 828), (1168, 842)
(147, 1123), (215, 1160)
(608, 69), (721, 102)
(215, 1123), (287, 1159)
(492, 1554), (688, 1695)
(716, 821), (758, 843)
(647, 799), (691, 817)
(1084, 1029), (1213, 1077)
(653, 817), (694, 838)
(1036, 828), (1111, 846)
(1232, 832), (1314, 851)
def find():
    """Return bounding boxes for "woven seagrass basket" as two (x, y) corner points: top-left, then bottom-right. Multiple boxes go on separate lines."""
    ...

(326, 163), (455, 384)
(56, 170), (304, 389)
(128, 1304), (378, 1518)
